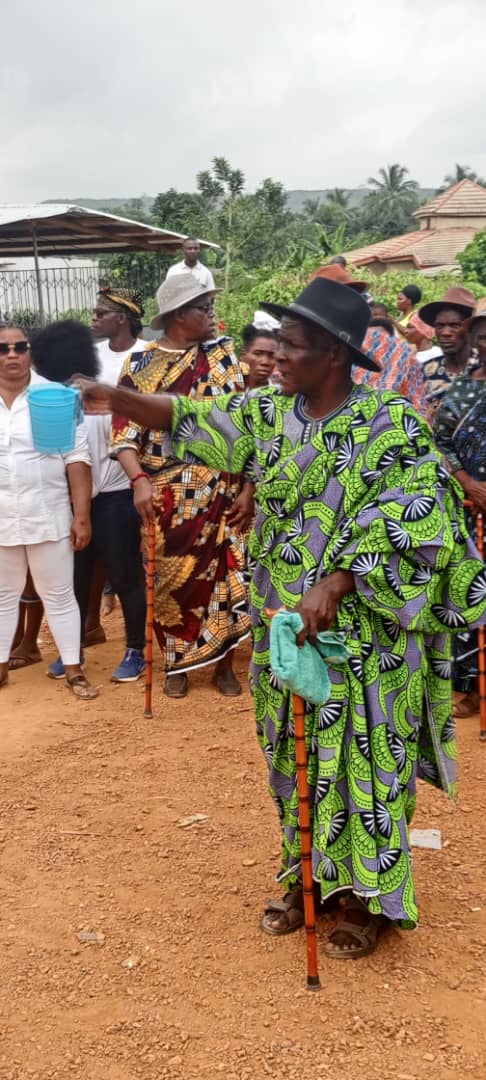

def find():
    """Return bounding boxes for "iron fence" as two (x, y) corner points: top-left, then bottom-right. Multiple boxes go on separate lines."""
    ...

(0, 260), (165, 327)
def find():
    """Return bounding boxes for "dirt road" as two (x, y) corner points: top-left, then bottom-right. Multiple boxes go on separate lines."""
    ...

(1, 616), (486, 1080)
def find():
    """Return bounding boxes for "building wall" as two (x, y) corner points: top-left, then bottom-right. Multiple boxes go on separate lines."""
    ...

(417, 215), (486, 232)
(363, 259), (417, 276)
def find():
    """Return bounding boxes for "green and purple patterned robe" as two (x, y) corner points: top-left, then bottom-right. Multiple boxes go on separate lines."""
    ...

(171, 385), (486, 926)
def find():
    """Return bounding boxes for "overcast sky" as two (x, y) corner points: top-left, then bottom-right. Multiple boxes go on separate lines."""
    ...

(3, 0), (486, 203)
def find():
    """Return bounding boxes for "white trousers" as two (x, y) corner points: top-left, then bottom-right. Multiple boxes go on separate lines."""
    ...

(0, 538), (81, 665)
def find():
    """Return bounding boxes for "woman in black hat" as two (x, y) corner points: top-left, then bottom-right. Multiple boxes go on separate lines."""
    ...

(77, 278), (486, 958)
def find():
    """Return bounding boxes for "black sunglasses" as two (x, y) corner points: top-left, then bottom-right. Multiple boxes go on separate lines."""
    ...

(0, 341), (30, 355)
(184, 302), (214, 314)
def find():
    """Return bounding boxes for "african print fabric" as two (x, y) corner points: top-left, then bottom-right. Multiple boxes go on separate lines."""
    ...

(435, 375), (486, 693)
(434, 374), (486, 480)
(169, 384), (486, 926)
(110, 338), (251, 673)
(355, 327), (430, 421)
(422, 352), (477, 420)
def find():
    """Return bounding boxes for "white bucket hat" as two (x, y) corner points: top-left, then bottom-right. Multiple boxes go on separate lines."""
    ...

(151, 274), (220, 330)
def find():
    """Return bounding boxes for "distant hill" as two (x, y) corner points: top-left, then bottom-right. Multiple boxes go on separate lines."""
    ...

(44, 189), (436, 215)
(285, 188), (435, 211)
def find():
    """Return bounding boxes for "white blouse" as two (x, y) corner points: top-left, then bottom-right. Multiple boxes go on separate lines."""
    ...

(0, 371), (91, 546)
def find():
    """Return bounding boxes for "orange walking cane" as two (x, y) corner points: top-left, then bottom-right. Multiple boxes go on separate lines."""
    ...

(292, 689), (321, 991)
(144, 519), (156, 719)
(266, 609), (321, 991)
(476, 512), (486, 741)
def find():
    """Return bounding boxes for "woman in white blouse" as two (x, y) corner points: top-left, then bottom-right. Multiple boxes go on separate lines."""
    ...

(0, 323), (98, 699)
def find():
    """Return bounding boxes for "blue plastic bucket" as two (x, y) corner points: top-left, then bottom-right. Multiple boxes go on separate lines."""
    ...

(27, 383), (83, 454)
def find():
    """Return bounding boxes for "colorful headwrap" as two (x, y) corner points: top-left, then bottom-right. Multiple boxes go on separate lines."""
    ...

(98, 285), (144, 317)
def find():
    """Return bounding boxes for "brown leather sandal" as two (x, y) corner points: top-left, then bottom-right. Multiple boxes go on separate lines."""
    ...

(261, 892), (305, 936)
(325, 898), (386, 959)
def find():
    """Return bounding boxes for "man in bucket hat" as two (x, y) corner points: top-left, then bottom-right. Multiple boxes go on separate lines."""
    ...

(78, 277), (486, 959)
(418, 287), (476, 416)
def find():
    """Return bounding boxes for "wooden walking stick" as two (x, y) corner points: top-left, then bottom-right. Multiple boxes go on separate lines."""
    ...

(266, 609), (320, 991)
(475, 512), (486, 741)
(144, 519), (156, 719)
(292, 688), (321, 991)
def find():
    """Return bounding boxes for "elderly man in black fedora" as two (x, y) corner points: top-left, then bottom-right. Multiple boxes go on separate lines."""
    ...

(418, 286), (476, 417)
(77, 278), (486, 959)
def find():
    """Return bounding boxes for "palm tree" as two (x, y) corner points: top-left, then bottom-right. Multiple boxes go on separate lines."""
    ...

(363, 164), (419, 238)
(367, 164), (418, 201)
(303, 197), (322, 219)
(437, 164), (486, 193)
(325, 188), (351, 209)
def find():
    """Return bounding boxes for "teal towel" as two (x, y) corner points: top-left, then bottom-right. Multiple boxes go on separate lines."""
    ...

(269, 611), (350, 705)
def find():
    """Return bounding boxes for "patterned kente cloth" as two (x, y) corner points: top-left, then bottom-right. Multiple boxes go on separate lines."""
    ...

(169, 384), (486, 926)
(110, 337), (251, 673)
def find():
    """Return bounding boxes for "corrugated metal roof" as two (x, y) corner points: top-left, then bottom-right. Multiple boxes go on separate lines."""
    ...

(346, 226), (477, 269)
(0, 203), (218, 258)
(414, 179), (486, 218)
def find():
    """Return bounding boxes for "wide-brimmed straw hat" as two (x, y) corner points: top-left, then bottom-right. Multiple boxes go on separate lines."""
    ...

(151, 274), (220, 330)
(310, 263), (369, 294)
(419, 287), (476, 328)
(261, 277), (379, 372)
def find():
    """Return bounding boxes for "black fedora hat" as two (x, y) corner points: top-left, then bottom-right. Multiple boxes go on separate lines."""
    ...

(261, 277), (379, 373)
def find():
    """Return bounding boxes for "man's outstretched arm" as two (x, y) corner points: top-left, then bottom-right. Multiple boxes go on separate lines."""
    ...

(76, 378), (174, 431)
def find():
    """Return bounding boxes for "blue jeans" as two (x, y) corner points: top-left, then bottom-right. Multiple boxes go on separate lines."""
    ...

(75, 489), (146, 651)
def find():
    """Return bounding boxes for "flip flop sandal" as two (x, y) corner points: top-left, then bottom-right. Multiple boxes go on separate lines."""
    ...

(8, 654), (42, 670)
(325, 902), (386, 959)
(261, 895), (305, 936)
(66, 675), (99, 700)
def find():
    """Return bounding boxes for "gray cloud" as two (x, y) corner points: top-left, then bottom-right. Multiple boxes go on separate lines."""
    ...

(2, 0), (486, 202)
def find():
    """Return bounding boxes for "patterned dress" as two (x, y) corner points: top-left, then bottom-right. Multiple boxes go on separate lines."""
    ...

(170, 384), (486, 926)
(354, 328), (430, 421)
(110, 338), (251, 673)
(435, 374), (486, 693)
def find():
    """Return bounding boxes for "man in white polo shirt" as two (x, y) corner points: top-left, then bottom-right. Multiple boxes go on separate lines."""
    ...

(166, 237), (215, 289)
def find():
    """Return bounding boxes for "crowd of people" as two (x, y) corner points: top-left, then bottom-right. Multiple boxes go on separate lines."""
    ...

(1, 242), (486, 960)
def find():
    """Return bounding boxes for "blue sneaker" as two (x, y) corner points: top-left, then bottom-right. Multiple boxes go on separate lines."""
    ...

(47, 653), (84, 679)
(111, 648), (145, 683)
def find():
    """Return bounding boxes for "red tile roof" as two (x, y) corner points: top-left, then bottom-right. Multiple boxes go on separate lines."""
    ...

(346, 226), (477, 270)
(414, 179), (486, 218)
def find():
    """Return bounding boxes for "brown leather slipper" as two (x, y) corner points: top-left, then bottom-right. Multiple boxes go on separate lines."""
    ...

(212, 668), (242, 697)
(164, 673), (189, 698)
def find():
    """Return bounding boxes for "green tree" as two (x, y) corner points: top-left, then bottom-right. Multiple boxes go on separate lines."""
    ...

(457, 231), (486, 284)
(152, 188), (205, 235)
(437, 164), (486, 193)
(201, 157), (246, 290)
(362, 163), (419, 238)
(325, 188), (351, 209)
